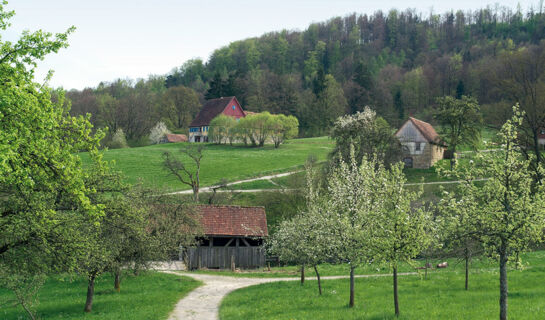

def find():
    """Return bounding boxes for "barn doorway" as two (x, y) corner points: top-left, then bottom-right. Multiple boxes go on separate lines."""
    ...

(403, 157), (413, 168)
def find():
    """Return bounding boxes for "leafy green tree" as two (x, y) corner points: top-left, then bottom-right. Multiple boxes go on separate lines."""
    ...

(437, 173), (483, 291)
(324, 150), (380, 308)
(162, 85), (200, 129)
(310, 74), (347, 136)
(434, 95), (482, 168)
(0, 2), (102, 318)
(449, 106), (545, 320)
(108, 128), (129, 149)
(267, 114), (299, 148)
(209, 114), (237, 144)
(330, 107), (401, 167)
(374, 162), (430, 317)
(268, 163), (332, 294)
(496, 43), (545, 182)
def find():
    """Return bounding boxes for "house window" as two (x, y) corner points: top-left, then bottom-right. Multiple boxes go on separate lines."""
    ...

(415, 143), (421, 151)
(232, 105), (236, 110)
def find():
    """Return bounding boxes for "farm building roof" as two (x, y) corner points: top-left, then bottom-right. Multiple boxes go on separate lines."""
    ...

(397, 117), (446, 146)
(197, 205), (268, 237)
(189, 96), (237, 127)
(165, 134), (187, 143)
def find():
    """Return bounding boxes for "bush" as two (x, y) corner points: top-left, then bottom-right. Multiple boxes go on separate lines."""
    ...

(108, 129), (129, 149)
(149, 122), (171, 144)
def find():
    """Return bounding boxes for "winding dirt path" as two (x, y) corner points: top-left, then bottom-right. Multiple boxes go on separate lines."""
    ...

(165, 271), (416, 320)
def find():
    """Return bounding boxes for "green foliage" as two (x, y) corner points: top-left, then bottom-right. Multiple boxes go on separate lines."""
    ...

(434, 95), (482, 156)
(161, 85), (200, 129)
(0, 272), (201, 320)
(0, 2), (101, 316)
(330, 107), (401, 167)
(209, 114), (237, 144)
(442, 105), (545, 319)
(108, 128), (129, 149)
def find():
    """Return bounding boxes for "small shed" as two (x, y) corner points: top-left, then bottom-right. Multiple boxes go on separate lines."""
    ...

(186, 205), (268, 269)
(395, 117), (446, 169)
(160, 133), (187, 143)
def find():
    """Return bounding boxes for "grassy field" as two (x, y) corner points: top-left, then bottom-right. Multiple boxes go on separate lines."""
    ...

(0, 272), (200, 320)
(219, 251), (545, 320)
(80, 137), (333, 192)
(79, 127), (496, 193)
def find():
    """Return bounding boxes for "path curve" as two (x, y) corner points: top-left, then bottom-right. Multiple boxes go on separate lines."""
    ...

(165, 271), (416, 320)
(166, 170), (301, 195)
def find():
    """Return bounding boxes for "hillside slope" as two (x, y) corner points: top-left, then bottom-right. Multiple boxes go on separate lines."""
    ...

(80, 137), (333, 192)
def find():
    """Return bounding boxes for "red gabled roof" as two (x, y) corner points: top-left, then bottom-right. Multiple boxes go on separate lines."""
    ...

(165, 134), (187, 143)
(190, 96), (243, 127)
(197, 205), (268, 237)
(396, 117), (446, 146)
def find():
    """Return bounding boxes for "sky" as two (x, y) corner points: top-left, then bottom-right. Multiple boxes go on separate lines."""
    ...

(3, 0), (540, 90)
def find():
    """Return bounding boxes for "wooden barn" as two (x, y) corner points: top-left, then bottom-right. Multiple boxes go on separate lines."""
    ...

(395, 117), (446, 169)
(185, 205), (268, 270)
(188, 96), (246, 143)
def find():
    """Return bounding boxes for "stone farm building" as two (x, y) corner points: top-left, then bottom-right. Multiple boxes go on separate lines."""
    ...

(186, 205), (268, 270)
(188, 96), (245, 142)
(395, 117), (446, 169)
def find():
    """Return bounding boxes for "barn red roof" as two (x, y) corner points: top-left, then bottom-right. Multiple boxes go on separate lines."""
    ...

(197, 205), (268, 237)
(165, 134), (187, 143)
(405, 117), (446, 146)
(190, 96), (240, 127)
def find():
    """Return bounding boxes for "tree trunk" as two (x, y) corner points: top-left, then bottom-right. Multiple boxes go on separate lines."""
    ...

(425, 256), (428, 280)
(300, 264), (305, 285)
(114, 270), (121, 292)
(500, 252), (508, 320)
(393, 266), (400, 317)
(193, 185), (199, 202)
(84, 273), (96, 313)
(465, 248), (469, 291)
(349, 266), (355, 308)
(314, 265), (322, 295)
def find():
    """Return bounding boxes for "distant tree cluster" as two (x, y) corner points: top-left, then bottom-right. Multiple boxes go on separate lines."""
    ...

(67, 79), (200, 147)
(208, 112), (299, 148)
(67, 6), (545, 139)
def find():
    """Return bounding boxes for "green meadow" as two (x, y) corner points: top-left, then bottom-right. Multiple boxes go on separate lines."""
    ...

(0, 272), (200, 320)
(79, 137), (334, 192)
(219, 251), (545, 320)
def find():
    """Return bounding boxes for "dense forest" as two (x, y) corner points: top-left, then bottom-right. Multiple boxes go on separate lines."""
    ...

(67, 5), (545, 144)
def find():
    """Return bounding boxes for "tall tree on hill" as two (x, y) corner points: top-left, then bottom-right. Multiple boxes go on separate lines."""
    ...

(434, 95), (482, 168)
(205, 72), (236, 99)
(162, 85), (200, 129)
(496, 42), (545, 182)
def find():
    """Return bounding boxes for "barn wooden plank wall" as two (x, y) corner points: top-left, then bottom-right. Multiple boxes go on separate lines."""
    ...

(186, 247), (266, 269)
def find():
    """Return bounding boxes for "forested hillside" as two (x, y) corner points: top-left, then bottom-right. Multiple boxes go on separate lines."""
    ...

(67, 6), (545, 144)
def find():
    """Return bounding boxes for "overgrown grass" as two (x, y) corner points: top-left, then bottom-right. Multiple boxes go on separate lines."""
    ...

(79, 137), (333, 192)
(219, 251), (545, 319)
(0, 272), (200, 320)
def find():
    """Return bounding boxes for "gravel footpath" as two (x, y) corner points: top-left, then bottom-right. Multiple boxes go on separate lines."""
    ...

(164, 271), (416, 320)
